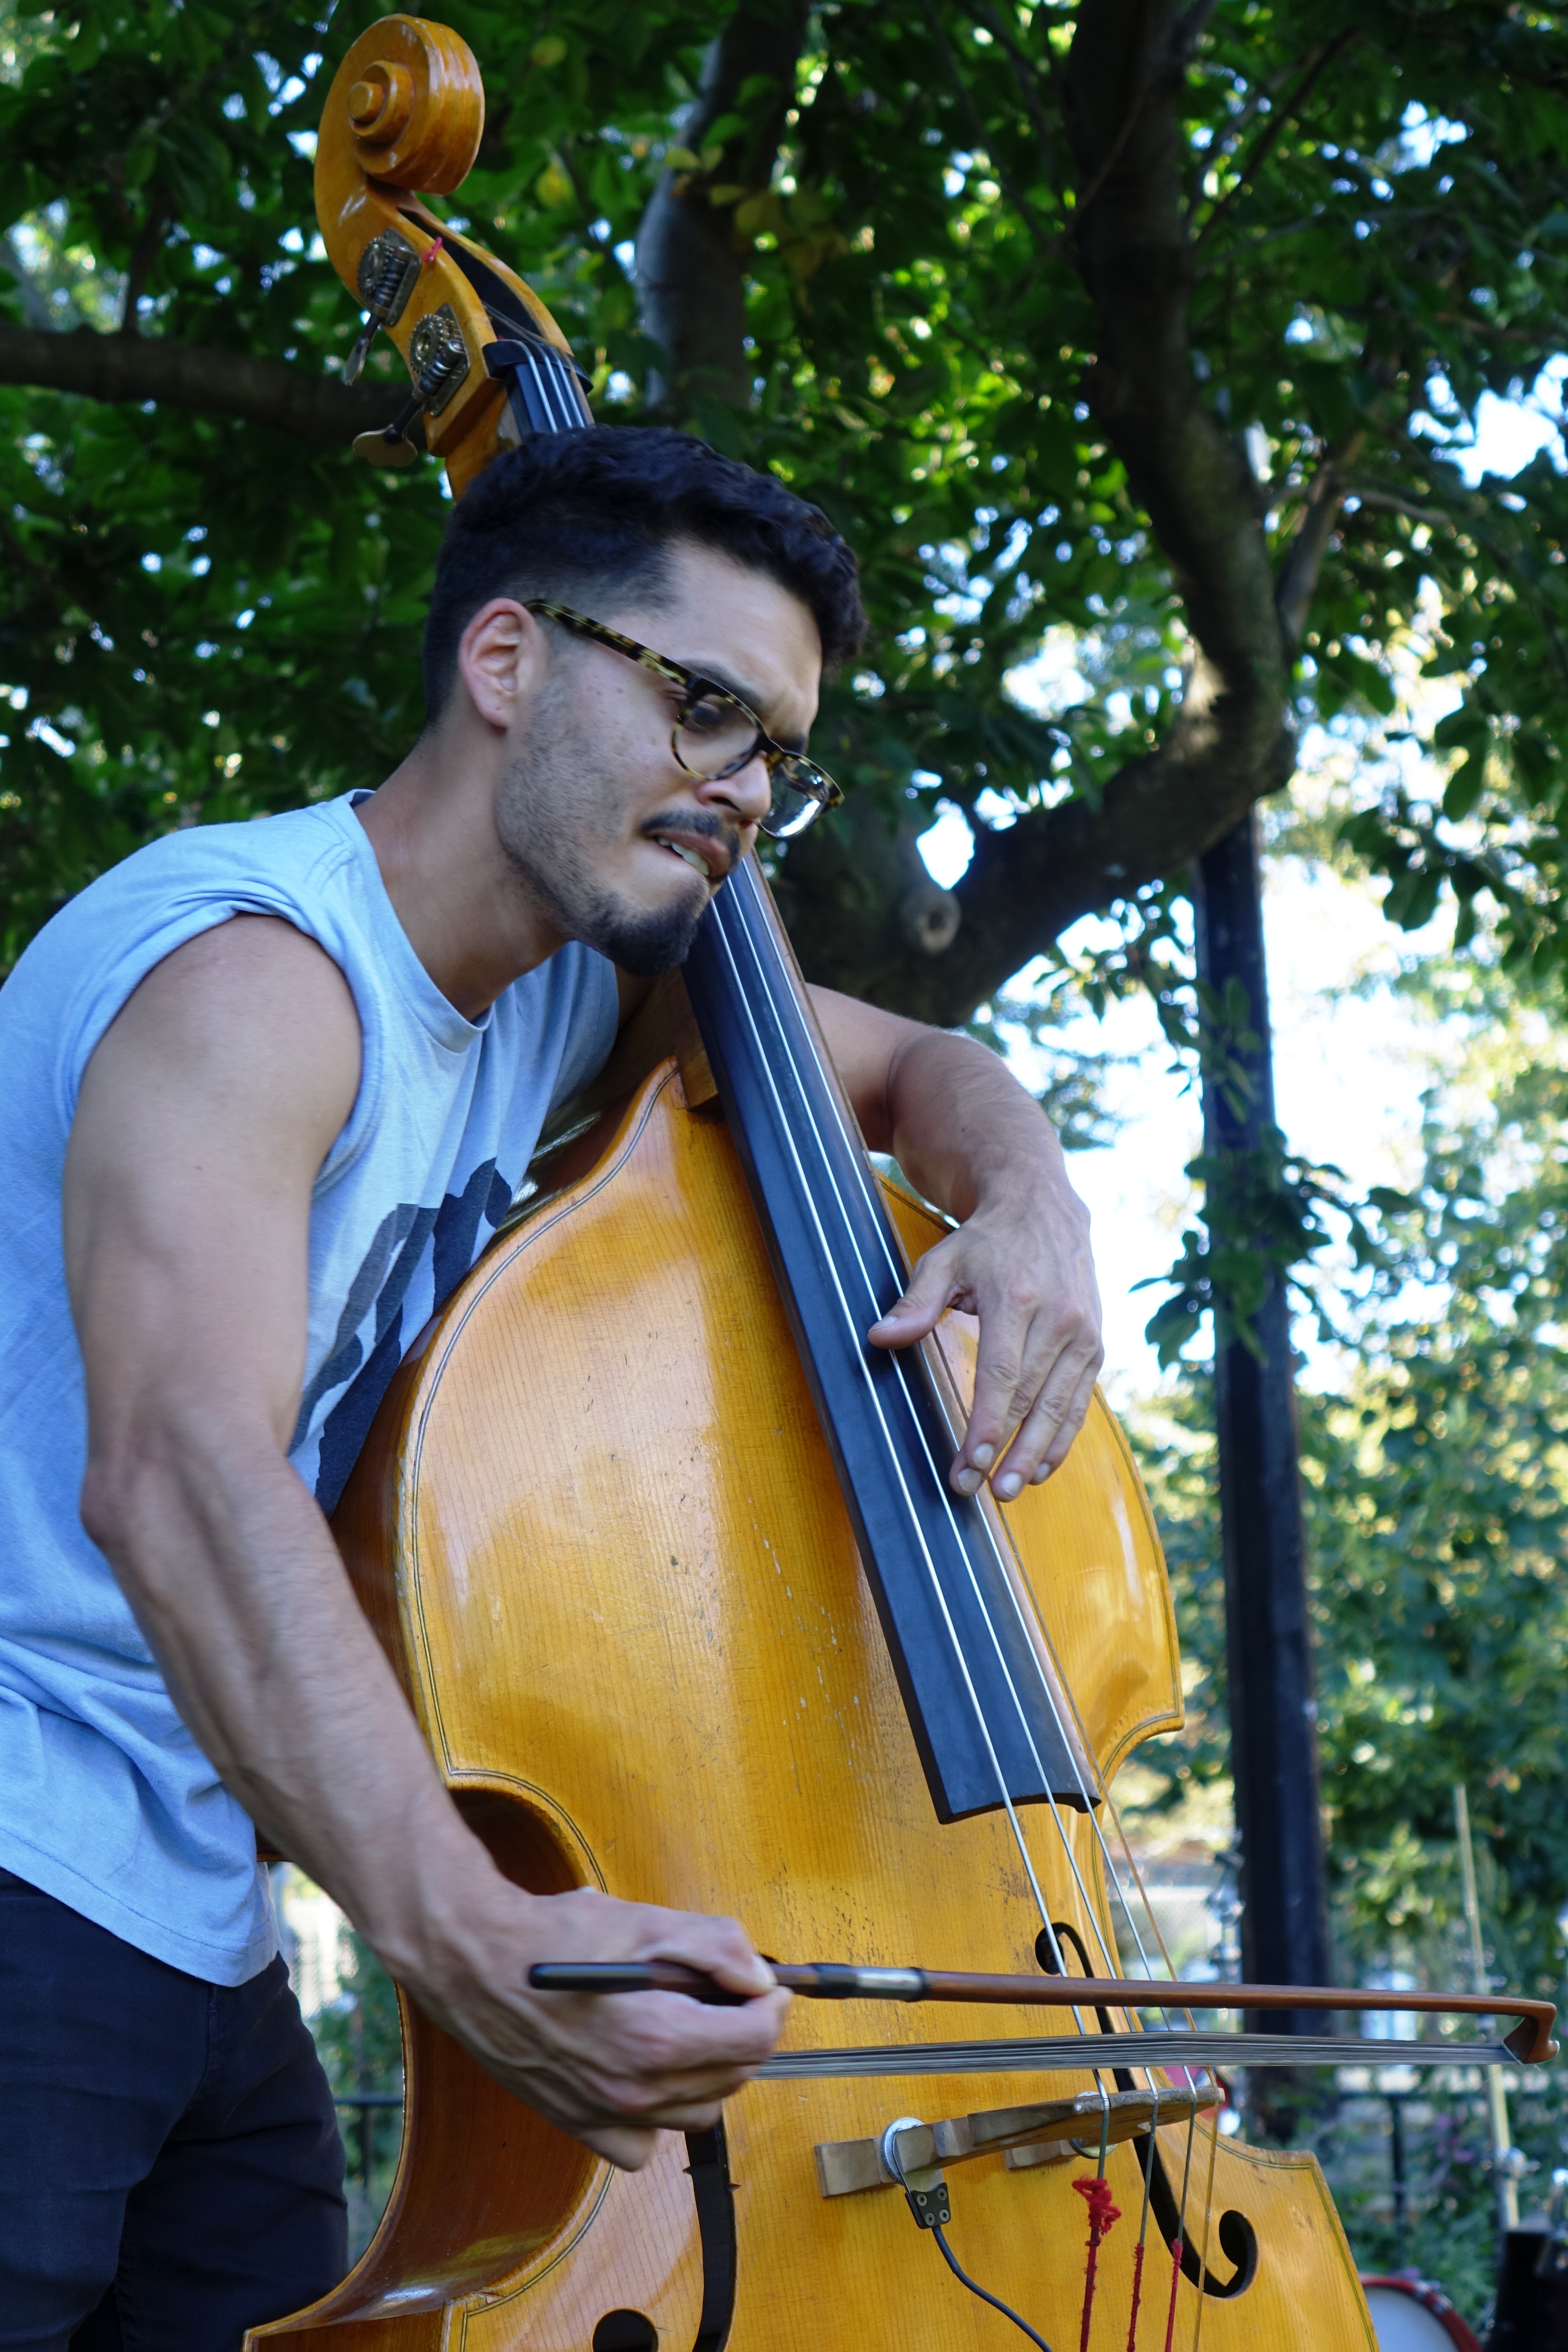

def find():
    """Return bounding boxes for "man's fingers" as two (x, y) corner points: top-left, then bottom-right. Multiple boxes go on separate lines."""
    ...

(949, 1292), (1035, 1494)
(580, 2121), (662, 2171)
(867, 1244), (957, 1349)
(951, 1302), (1101, 1498)
(607, 1984), (791, 2081)
(996, 1346), (1102, 1491)
(1038, 1357), (1102, 1476)
(649, 1919), (781, 2002)
(517, 1979), (790, 2126)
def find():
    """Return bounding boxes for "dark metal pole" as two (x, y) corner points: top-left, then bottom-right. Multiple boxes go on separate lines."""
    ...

(1192, 812), (1332, 2113)
(1388, 2094), (1408, 2269)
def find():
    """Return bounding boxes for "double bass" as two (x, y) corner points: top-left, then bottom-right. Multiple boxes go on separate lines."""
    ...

(251, 22), (1553, 2347)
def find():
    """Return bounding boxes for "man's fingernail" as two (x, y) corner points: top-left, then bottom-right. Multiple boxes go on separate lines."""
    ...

(1032, 1463), (1052, 1485)
(973, 1443), (995, 1471)
(955, 1467), (983, 1495)
(995, 1472), (1022, 1501)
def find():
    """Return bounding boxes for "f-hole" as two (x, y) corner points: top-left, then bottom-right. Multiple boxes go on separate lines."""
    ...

(1035, 1920), (1258, 2299)
(1134, 2133), (1259, 2300)
(683, 2120), (737, 2350)
(1035, 1920), (1117, 2037)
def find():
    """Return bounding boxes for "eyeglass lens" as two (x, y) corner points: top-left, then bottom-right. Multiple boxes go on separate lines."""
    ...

(674, 691), (758, 779)
(674, 691), (826, 839)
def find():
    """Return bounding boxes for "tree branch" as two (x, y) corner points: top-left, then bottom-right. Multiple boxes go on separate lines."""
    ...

(119, 196), (169, 335)
(780, 0), (1306, 1021)
(780, 662), (1295, 1021)
(1345, 484), (1452, 528)
(637, 0), (809, 407)
(0, 323), (415, 444)
(1274, 430), (1366, 654)
(1066, 0), (1287, 759)
(1070, 1), (1164, 227)
(1191, 32), (1358, 255)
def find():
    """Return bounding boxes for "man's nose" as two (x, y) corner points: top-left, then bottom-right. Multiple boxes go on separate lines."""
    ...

(695, 750), (772, 831)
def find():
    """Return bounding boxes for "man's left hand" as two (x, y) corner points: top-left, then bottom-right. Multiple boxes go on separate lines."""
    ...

(808, 983), (1105, 1499)
(868, 1184), (1102, 1497)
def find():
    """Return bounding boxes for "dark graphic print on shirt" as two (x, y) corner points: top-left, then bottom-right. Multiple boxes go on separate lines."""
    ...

(295, 1158), (515, 1514)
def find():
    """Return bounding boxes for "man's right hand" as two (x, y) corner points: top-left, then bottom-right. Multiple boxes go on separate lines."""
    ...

(64, 913), (781, 2170)
(416, 1883), (790, 2170)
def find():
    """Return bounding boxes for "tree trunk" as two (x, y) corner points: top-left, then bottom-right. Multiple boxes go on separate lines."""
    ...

(637, 0), (808, 409)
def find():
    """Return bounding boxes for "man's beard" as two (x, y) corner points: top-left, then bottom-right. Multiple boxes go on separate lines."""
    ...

(496, 690), (725, 978)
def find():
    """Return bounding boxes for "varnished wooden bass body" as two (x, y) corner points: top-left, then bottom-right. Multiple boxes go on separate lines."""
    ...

(250, 1030), (1374, 2350)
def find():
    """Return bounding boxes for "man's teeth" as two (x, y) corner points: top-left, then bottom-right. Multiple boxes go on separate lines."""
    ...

(659, 839), (711, 879)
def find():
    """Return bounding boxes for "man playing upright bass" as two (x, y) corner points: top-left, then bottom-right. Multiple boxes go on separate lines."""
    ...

(0, 427), (1102, 2343)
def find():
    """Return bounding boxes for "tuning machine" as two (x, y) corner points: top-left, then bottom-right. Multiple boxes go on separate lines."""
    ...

(353, 302), (472, 469)
(342, 228), (422, 388)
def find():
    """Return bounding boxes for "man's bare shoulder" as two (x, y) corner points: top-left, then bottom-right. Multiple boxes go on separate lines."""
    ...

(82, 914), (362, 1172)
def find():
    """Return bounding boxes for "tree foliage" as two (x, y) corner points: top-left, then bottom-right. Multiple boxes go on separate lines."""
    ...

(4, 0), (1568, 1016)
(1137, 997), (1568, 2000)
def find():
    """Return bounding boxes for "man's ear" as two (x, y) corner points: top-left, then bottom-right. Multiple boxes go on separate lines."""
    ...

(456, 600), (548, 733)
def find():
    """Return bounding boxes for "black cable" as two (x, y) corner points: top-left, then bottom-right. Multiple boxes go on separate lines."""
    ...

(883, 2126), (1056, 2350)
(929, 2221), (1057, 2352)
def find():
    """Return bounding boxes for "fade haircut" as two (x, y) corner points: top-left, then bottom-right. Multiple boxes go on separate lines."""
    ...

(421, 426), (866, 725)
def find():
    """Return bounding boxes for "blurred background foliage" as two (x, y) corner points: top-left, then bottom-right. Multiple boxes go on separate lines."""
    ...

(1135, 943), (1568, 1991)
(5, 0), (1568, 995)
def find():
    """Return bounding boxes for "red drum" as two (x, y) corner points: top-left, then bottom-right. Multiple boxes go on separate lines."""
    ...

(1361, 2275), (1484, 2352)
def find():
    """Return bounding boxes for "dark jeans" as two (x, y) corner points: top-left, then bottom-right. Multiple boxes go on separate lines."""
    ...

(0, 1868), (347, 2351)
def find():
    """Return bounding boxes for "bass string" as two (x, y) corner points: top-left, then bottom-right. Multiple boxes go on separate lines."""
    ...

(524, 340), (591, 431)
(701, 894), (1092, 2040)
(744, 852), (1184, 2001)
(715, 875), (1173, 2098)
(723, 871), (1185, 2018)
(741, 868), (1219, 2086)
(712, 872), (1175, 2087)
(710, 869), (1219, 2324)
(715, 870), (1223, 2280)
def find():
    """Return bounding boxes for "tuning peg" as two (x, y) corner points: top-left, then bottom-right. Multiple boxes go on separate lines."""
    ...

(352, 408), (423, 469)
(343, 319), (378, 388)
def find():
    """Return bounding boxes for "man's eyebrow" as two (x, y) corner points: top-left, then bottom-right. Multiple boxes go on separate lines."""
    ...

(676, 658), (808, 750)
(676, 656), (765, 710)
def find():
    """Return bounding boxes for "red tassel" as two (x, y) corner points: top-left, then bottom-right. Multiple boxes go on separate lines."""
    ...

(1074, 2174), (1122, 2352)
(1125, 2237), (1146, 2351)
(1163, 2237), (1184, 2352)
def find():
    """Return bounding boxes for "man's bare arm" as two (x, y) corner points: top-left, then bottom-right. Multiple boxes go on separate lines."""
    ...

(808, 983), (1104, 1498)
(65, 916), (786, 2170)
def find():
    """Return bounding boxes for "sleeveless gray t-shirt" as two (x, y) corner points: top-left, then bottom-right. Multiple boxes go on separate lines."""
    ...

(0, 793), (619, 1983)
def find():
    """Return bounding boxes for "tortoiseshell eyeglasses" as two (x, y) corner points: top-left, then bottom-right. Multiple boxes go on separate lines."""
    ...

(524, 600), (845, 841)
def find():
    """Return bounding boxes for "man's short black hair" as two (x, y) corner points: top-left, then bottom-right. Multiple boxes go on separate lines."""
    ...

(421, 426), (866, 724)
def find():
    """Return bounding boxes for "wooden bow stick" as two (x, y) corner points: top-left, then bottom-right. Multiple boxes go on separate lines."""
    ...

(528, 1960), (1558, 2064)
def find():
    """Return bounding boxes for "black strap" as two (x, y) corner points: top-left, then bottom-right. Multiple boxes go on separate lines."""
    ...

(683, 2122), (738, 2352)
